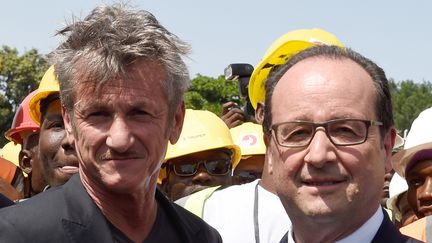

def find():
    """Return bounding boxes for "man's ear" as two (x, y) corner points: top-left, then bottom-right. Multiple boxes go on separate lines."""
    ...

(61, 105), (73, 137)
(169, 102), (185, 144)
(384, 127), (396, 173)
(264, 133), (274, 175)
(255, 102), (265, 125)
(19, 150), (33, 174)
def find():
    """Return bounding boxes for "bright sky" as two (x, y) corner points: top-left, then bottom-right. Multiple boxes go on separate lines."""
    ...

(1, 0), (431, 82)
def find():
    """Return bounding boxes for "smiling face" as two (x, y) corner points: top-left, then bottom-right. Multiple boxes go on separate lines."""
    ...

(64, 59), (184, 195)
(268, 57), (394, 228)
(39, 98), (79, 187)
(407, 159), (432, 218)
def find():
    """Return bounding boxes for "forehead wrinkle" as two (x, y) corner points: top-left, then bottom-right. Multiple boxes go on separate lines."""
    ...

(271, 58), (376, 123)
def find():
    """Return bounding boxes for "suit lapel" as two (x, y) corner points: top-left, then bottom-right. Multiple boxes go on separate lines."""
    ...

(371, 208), (414, 243)
(61, 175), (114, 243)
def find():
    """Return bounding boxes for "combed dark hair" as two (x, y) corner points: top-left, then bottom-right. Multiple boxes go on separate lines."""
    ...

(263, 45), (393, 139)
(49, 4), (191, 119)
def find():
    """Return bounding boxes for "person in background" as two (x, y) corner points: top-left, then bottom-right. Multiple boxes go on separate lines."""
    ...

(387, 173), (418, 228)
(381, 134), (405, 207)
(230, 122), (265, 185)
(28, 66), (79, 188)
(392, 107), (432, 241)
(176, 28), (343, 243)
(5, 90), (44, 198)
(161, 109), (240, 201)
(0, 4), (221, 242)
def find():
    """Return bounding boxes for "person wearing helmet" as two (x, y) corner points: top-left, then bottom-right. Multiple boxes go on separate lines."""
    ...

(230, 122), (265, 185)
(393, 108), (432, 220)
(4, 90), (45, 198)
(380, 134), (405, 208)
(161, 109), (240, 201)
(175, 29), (345, 243)
(387, 173), (418, 228)
(392, 107), (432, 241)
(28, 66), (79, 188)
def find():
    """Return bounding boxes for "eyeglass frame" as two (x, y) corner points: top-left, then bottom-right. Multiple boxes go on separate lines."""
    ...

(167, 158), (232, 177)
(269, 118), (383, 148)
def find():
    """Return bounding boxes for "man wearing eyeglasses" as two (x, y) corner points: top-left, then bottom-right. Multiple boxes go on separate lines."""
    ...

(160, 109), (241, 201)
(262, 45), (419, 243)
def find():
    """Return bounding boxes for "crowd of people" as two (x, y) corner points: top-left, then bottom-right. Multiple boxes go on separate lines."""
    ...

(0, 3), (430, 243)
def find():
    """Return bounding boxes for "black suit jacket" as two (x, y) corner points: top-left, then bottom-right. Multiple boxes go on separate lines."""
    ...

(0, 174), (222, 243)
(0, 193), (13, 208)
(279, 208), (422, 243)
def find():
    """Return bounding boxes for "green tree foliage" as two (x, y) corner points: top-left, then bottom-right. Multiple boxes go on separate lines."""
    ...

(185, 74), (242, 115)
(390, 79), (432, 134)
(0, 46), (49, 145)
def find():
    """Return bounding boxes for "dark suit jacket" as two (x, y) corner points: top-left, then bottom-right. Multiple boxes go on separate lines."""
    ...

(0, 193), (13, 208)
(279, 208), (422, 243)
(0, 174), (222, 243)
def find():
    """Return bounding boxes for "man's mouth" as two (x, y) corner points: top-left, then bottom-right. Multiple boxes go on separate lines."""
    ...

(301, 177), (347, 187)
(57, 165), (79, 174)
(419, 205), (432, 216)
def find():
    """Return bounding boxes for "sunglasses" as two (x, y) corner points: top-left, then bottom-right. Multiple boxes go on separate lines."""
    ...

(170, 159), (231, 177)
(233, 171), (262, 184)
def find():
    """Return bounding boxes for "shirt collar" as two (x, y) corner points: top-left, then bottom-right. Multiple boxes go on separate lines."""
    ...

(287, 207), (383, 243)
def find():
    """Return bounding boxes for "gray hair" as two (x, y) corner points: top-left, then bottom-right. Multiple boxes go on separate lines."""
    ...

(49, 4), (191, 118)
(263, 45), (393, 139)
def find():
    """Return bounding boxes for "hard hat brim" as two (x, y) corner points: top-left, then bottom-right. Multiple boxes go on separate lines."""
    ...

(29, 90), (60, 126)
(392, 142), (432, 177)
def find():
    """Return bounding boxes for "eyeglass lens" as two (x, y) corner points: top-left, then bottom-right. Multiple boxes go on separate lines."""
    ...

(174, 159), (230, 176)
(276, 119), (368, 146)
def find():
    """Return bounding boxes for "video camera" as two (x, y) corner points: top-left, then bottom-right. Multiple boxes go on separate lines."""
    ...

(224, 63), (255, 119)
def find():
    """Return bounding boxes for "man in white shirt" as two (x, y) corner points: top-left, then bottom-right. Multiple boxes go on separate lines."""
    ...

(177, 28), (345, 243)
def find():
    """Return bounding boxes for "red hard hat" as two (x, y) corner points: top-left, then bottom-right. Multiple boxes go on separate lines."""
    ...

(5, 90), (40, 145)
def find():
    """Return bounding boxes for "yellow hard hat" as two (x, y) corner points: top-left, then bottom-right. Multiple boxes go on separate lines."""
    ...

(0, 142), (26, 177)
(248, 28), (345, 109)
(230, 122), (266, 169)
(29, 65), (60, 125)
(158, 109), (241, 183)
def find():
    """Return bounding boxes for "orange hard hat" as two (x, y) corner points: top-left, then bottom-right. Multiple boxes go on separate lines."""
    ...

(5, 90), (40, 145)
(0, 157), (18, 184)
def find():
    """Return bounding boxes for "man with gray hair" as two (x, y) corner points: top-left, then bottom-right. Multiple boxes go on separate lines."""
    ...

(261, 45), (419, 243)
(0, 4), (221, 242)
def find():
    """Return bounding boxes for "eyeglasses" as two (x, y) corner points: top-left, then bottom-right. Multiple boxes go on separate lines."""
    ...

(233, 171), (262, 184)
(170, 159), (231, 177)
(270, 118), (383, 148)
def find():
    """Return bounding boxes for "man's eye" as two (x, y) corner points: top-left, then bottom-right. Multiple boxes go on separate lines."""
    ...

(285, 128), (311, 141)
(87, 111), (110, 118)
(130, 109), (148, 116)
(334, 126), (357, 136)
(409, 178), (424, 187)
(47, 121), (64, 129)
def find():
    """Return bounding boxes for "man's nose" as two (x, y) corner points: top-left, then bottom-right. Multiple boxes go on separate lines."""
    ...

(191, 163), (213, 185)
(303, 128), (336, 168)
(106, 117), (134, 153)
(418, 177), (432, 202)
